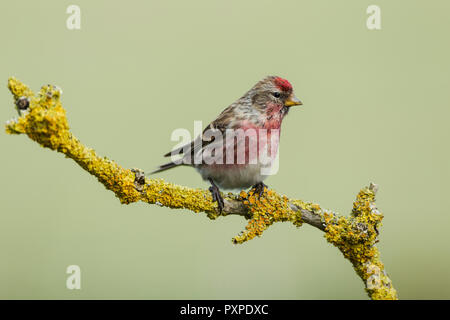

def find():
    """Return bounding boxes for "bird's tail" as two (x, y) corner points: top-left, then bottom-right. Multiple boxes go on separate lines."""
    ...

(149, 161), (182, 175)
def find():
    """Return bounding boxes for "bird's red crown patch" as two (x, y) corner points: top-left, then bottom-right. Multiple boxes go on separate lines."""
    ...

(274, 77), (292, 92)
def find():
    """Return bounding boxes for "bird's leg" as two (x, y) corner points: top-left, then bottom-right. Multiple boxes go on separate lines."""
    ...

(251, 181), (268, 199)
(208, 178), (224, 213)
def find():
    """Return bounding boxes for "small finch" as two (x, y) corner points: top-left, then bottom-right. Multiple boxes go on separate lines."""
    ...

(152, 76), (302, 211)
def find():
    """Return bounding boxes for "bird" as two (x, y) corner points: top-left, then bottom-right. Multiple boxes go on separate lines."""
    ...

(151, 76), (302, 212)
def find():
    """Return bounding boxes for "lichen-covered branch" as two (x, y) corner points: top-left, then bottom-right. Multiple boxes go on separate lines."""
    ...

(5, 78), (398, 300)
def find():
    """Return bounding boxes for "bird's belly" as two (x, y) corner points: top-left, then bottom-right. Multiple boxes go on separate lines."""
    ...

(196, 164), (268, 190)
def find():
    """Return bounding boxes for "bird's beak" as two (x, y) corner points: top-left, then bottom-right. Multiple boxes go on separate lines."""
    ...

(284, 95), (303, 107)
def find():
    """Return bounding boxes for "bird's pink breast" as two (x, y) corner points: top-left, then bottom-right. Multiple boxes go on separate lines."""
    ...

(216, 121), (280, 166)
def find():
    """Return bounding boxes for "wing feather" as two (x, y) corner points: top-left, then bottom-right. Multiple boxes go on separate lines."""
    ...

(161, 106), (236, 164)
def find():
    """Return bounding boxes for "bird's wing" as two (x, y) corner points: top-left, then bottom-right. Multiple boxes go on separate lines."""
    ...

(162, 106), (236, 164)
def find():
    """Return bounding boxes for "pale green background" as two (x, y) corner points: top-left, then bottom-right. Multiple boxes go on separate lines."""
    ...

(0, 0), (449, 299)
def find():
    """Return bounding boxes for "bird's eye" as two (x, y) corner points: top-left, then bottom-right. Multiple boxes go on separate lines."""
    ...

(272, 92), (281, 98)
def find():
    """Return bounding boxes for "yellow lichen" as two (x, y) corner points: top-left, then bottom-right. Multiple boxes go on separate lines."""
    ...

(323, 186), (398, 300)
(232, 188), (302, 244)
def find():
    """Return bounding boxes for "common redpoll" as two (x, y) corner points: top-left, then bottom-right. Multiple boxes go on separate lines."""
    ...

(152, 76), (302, 211)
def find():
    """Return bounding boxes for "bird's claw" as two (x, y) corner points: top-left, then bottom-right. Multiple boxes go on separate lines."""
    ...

(252, 182), (268, 199)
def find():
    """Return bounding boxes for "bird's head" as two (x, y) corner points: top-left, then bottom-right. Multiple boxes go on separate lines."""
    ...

(250, 76), (302, 115)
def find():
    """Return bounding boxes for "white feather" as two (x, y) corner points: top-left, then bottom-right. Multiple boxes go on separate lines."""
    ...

(196, 163), (269, 190)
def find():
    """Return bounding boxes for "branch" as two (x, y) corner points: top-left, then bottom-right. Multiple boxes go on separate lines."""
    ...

(5, 78), (398, 300)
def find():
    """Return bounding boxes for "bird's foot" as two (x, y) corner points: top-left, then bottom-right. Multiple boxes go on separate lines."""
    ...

(208, 179), (224, 213)
(251, 182), (268, 199)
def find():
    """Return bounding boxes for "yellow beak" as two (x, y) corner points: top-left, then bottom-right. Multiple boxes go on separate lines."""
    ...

(284, 95), (303, 107)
